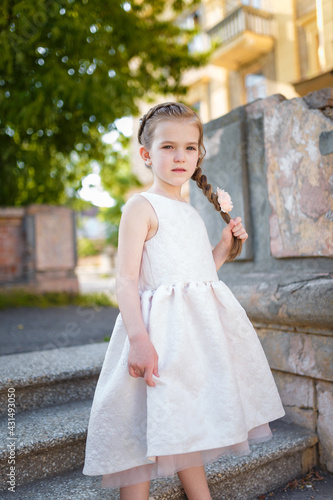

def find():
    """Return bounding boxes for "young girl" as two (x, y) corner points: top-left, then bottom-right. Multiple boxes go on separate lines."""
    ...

(83, 102), (285, 500)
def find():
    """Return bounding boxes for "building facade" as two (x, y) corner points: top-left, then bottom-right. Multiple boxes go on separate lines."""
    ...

(182, 0), (333, 123)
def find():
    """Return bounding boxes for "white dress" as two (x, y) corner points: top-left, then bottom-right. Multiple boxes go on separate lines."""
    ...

(83, 192), (285, 488)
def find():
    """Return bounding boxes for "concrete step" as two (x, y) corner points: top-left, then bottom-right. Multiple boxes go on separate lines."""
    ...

(0, 398), (91, 490)
(0, 343), (108, 415)
(0, 410), (318, 499)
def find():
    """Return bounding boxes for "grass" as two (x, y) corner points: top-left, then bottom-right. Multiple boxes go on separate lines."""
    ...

(0, 290), (118, 310)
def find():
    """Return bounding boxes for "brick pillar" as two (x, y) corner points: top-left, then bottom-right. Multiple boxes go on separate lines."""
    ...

(0, 208), (25, 283)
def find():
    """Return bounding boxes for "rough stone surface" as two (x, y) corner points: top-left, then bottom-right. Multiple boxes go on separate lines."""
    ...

(257, 328), (333, 383)
(281, 406), (318, 433)
(245, 93), (286, 119)
(319, 130), (333, 155)
(0, 342), (107, 414)
(273, 372), (317, 431)
(0, 342), (107, 388)
(303, 88), (333, 109)
(264, 97), (333, 258)
(224, 272), (333, 329)
(208, 449), (316, 500)
(0, 399), (91, 488)
(1, 376), (98, 416)
(317, 381), (333, 472)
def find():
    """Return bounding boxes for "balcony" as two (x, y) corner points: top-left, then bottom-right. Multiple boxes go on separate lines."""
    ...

(207, 5), (274, 70)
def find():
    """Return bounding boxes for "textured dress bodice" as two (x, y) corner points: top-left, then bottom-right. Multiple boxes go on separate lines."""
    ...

(136, 192), (218, 291)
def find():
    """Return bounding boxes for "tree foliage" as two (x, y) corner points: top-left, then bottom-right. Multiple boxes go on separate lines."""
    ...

(0, 0), (206, 206)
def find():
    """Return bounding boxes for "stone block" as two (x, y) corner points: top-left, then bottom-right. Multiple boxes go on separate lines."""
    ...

(264, 96), (333, 257)
(257, 328), (333, 382)
(316, 380), (333, 472)
(303, 87), (333, 109)
(273, 371), (317, 431)
(319, 130), (333, 155)
(282, 406), (317, 432)
(227, 272), (333, 330)
(245, 94), (286, 120)
(273, 371), (315, 407)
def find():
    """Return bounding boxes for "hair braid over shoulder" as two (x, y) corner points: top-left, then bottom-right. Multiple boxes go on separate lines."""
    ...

(191, 166), (243, 262)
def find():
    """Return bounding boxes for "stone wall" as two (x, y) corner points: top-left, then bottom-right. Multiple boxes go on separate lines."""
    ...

(190, 88), (333, 472)
(0, 205), (78, 293)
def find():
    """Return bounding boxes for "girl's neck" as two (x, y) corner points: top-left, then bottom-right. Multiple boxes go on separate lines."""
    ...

(147, 184), (185, 202)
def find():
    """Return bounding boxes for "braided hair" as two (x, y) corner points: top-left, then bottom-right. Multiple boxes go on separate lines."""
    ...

(138, 102), (243, 262)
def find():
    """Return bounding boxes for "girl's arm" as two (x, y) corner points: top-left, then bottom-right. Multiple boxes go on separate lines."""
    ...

(116, 196), (159, 387)
(212, 217), (248, 270)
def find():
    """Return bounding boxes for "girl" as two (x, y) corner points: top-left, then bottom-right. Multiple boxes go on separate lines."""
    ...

(83, 102), (285, 500)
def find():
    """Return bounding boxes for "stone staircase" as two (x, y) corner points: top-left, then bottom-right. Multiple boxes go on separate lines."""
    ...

(0, 343), (319, 499)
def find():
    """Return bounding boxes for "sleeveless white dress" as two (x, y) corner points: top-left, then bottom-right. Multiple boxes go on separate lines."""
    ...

(83, 192), (285, 488)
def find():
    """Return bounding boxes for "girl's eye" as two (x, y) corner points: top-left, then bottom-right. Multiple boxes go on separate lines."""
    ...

(162, 145), (197, 150)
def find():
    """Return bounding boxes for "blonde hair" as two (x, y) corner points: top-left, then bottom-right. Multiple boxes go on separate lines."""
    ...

(138, 102), (242, 262)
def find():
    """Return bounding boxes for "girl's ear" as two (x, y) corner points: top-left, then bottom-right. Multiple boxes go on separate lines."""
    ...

(139, 146), (151, 165)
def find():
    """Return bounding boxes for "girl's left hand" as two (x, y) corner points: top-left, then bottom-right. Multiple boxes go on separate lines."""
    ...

(221, 217), (248, 249)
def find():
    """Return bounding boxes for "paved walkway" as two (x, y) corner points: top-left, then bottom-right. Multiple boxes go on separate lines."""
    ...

(0, 305), (119, 356)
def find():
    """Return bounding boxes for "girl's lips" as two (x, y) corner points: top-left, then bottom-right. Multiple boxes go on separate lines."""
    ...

(172, 169), (186, 171)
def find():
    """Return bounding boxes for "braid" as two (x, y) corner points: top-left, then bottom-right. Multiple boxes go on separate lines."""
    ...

(191, 166), (243, 262)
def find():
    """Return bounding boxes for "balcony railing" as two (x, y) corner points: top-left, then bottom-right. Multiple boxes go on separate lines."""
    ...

(207, 5), (274, 69)
(208, 5), (273, 46)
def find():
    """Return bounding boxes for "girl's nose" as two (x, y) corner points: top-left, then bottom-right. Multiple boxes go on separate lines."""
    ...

(174, 150), (185, 162)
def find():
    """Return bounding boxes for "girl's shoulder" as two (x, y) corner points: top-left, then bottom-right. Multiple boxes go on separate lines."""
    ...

(120, 193), (157, 227)
(120, 193), (159, 243)
(124, 192), (154, 212)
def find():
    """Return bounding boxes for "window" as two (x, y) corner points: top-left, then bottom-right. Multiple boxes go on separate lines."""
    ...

(297, 14), (320, 78)
(180, 9), (208, 54)
(245, 73), (266, 102)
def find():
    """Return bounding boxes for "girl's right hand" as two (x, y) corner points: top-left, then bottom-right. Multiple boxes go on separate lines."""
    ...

(128, 333), (159, 387)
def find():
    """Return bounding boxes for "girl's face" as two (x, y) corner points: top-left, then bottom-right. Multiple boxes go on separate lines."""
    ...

(140, 119), (200, 188)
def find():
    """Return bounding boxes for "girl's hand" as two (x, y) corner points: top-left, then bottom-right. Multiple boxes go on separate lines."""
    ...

(128, 334), (159, 387)
(221, 216), (248, 250)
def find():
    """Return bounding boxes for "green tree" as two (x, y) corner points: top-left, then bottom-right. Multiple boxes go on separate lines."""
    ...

(0, 0), (206, 207)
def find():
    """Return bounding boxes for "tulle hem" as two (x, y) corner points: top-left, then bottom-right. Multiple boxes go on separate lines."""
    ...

(101, 423), (272, 489)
